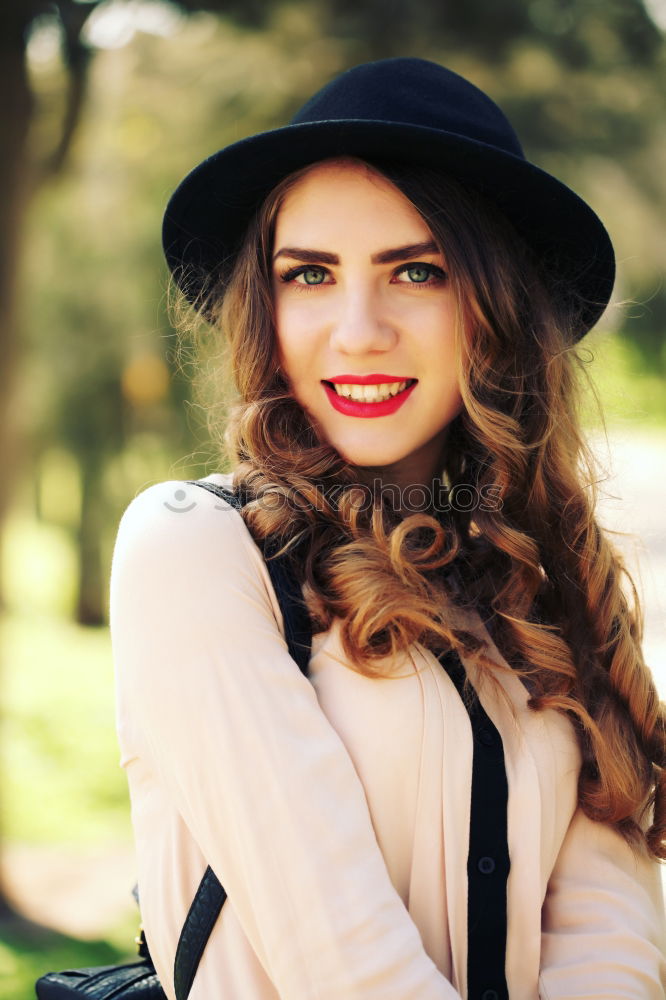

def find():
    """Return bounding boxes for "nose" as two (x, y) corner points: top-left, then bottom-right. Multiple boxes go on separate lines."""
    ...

(328, 283), (398, 355)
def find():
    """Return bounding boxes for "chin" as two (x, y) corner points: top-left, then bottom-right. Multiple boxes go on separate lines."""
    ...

(337, 447), (404, 469)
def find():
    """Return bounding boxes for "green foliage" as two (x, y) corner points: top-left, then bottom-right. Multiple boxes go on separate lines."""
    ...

(23, 10), (339, 487)
(579, 329), (666, 427)
(313, 0), (662, 66)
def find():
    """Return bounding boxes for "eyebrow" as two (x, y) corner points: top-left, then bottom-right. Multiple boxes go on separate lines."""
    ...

(272, 240), (441, 266)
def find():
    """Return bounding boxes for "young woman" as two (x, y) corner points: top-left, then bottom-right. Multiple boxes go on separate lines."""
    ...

(110, 58), (665, 999)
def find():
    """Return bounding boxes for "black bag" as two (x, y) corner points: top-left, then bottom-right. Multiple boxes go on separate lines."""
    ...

(35, 958), (162, 1000)
(35, 481), (313, 1000)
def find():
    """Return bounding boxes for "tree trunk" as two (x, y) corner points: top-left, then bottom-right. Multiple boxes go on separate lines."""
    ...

(76, 461), (106, 627)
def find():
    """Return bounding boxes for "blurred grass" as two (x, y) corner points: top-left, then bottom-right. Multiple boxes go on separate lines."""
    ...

(1, 496), (130, 845)
(2, 610), (129, 845)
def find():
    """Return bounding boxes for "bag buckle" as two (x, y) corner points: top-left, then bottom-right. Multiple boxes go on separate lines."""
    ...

(135, 924), (150, 958)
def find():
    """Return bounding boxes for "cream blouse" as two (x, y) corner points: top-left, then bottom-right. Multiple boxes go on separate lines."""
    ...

(110, 473), (666, 1000)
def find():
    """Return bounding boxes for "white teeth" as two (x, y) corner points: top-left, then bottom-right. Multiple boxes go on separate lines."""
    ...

(332, 380), (409, 402)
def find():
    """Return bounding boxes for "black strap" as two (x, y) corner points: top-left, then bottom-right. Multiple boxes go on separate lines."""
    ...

(173, 865), (228, 1000)
(185, 480), (312, 675)
(261, 534), (313, 677)
(439, 649), (510, 1000)
(167, 479), (313, 999)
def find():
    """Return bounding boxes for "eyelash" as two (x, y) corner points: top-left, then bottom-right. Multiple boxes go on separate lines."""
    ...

(277, 261), (447, 291)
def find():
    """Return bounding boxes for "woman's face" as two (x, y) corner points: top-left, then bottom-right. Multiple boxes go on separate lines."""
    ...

(271, 159), (463, 487)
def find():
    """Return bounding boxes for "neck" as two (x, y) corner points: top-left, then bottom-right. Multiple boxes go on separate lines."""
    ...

(354, 443), (449, 519)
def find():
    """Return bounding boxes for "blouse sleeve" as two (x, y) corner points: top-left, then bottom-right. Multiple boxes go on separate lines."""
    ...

(539, 806), (666, 999)
(109, 481), (461, 1000)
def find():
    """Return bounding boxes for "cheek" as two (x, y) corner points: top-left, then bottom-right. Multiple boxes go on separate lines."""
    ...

(274, 322), (297, 374)
(399, 289), (457, 334)
(274, 324), (308, 393)
(433, 299), (458, 354)
(273, 300), (293, 364)
(274, 300), (320, 374)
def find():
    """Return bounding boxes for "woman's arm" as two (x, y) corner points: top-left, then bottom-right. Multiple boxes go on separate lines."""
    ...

(110, 480), (461, 1000)
(539, 807), (666, 999)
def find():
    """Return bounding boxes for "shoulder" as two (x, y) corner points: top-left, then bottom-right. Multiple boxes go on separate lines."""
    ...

(110, 474), (271, 603)
(114, 472), (248, 550)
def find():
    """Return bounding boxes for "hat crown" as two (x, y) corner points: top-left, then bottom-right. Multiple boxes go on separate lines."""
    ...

(290, 57), (524, 159)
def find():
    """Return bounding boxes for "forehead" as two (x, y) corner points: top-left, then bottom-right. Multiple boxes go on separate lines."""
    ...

(273, 158), (430, 239)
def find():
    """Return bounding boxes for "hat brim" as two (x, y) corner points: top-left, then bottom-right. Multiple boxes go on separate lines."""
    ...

(162, 119), (615, 337)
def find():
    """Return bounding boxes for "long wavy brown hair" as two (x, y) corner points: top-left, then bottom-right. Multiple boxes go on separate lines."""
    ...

(177, 155), (665, 860)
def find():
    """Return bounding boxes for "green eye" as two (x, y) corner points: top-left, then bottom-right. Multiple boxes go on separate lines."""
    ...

(300, 267), (326, 285)
(395, 262), (446, 286)
(405, 266), (431, 283)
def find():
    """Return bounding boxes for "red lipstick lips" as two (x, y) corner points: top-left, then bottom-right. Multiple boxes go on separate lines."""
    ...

(322, 375), (417, 418)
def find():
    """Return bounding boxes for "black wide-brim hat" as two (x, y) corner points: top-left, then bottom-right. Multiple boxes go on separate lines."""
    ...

(163, 57), (615, 338)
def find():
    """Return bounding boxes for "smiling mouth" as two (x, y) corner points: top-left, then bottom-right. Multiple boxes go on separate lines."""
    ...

(323, 379), (416, 403)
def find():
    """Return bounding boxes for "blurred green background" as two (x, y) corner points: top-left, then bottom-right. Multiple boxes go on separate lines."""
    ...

(1, 1), (665, 997)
